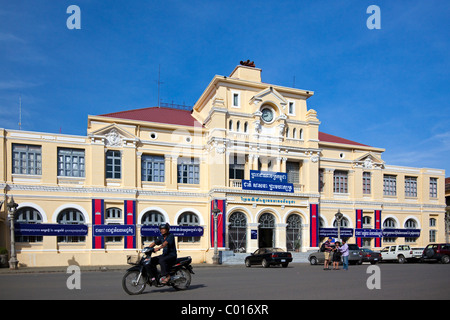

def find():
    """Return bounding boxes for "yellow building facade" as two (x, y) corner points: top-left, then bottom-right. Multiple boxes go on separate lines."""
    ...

(0, 64), (446, 267)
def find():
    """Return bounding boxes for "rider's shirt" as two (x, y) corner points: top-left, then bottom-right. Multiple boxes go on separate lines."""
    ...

(155, 233), (177, 257)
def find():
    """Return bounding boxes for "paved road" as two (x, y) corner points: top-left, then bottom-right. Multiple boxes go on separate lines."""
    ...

(0, 263), (449, 300)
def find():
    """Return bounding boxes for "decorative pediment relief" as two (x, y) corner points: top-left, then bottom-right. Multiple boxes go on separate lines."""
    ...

(88, 124), (140, 147)
(353, 152), (385, 169)
(249, 87), (288, 109)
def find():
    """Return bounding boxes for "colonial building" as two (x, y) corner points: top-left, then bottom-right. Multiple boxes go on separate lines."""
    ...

(0, 63), (446, 267)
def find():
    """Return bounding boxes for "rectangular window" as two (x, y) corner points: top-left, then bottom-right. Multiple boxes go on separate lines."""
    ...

(333, 170), (348, 193)
(141, 155), (165, 182)
(106, 150), (121, 179)
(286, 161), (300, 184)
(57, 148), (85, 177)
(405, 176), (417, 197)
(232, 92), (240, 107)
(429, 178), (438, 198)
(177, 158), (199, 184)
(229, 155), (245, 180)
(288, 101), (295, 115)
(383, 175), (397, 196)
(12, 144), (42, 175)
(363, 172), (371, 194)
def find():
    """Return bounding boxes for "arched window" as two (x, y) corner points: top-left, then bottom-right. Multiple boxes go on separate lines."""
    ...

(16, 207), (43, 243)
(141, 210), (165, 243)
(57, 208), (85, 243)
(236, 121), (240, 132)
(286, 214), (302, 251)
(244, 122), (248, 133)
(383, 218), (396, 228)
(383, 218), (397, 243)
(299, 129), (303, 140)
(228, 212), (247, 252)
(105, 207), (122, 243)
(404, 218), (419, 243)
(293, 128), (297, 139)
(178, 212), (200, 243)
(229, 120), (233, 131)
(333, 217), (349, 228)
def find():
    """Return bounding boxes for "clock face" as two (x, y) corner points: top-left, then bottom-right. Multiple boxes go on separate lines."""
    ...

(261, 108), (274, 123)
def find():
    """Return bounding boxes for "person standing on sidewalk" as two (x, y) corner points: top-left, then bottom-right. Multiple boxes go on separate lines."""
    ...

(323, 237), (333, 270)
(339, 240), (349, 270)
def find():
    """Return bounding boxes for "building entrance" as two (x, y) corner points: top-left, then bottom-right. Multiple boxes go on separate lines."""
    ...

(258, 212), (276, 248)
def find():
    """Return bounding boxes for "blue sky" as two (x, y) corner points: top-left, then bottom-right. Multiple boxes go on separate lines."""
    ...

(0, 1), (449, 174)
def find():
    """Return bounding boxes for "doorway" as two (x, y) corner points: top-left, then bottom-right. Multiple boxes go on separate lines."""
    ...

(258, 212), (276, 248)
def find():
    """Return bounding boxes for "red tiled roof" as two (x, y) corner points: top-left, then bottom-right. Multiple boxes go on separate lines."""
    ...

(100, 107), (369, 147)
(100, 107), (201, 127)
(319, 132), (370, 147)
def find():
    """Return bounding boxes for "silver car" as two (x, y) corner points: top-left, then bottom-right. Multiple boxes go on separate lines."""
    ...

(308, 244), (362, 265)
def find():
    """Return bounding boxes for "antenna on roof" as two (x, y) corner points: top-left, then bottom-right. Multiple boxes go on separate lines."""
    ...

(18, 94), (22, 130)
(156, 64), (164, 108)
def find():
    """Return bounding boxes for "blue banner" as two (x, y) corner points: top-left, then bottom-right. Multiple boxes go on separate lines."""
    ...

(15, 223), (88, 237)
(383, 229), (421, 238)
(141, 225), (204, 237)
(250, 170), (288, 183)
(355, 228), (383, 238)
(319, 228), (354, 238)
(242, 180), (294, 193)
(93, 225), (136, 237)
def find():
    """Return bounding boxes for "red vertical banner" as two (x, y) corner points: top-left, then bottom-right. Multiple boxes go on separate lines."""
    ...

(310, 204), (319, 247)
(210, 199), (226, 248)
(355, 209), (363, 247)
(374, 210), (382, 247)
(124, 200), (136, 249)
(92, 199), (104, 249)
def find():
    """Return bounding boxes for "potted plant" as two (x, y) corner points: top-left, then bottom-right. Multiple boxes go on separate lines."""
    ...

(0, 247), (8, 268)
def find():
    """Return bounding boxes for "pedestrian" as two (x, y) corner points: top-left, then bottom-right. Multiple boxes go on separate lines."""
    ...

(332, 242), (341, 270)
(339, 239), (349, 270)
(323, 237), (333, 270)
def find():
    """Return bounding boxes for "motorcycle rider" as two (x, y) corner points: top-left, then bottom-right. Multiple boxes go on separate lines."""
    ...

(148, 223), (177, 284)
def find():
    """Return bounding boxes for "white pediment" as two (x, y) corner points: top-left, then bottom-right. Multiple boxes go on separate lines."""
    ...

(353, 152), (385, 169)
(88, 124), (139, 147)
(250, 87), (288, 109)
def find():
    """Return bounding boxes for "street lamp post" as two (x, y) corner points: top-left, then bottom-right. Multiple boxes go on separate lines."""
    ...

(7, 196), (19, 270)
(335, 209), (344, 242)
(212, 200), (223, 265)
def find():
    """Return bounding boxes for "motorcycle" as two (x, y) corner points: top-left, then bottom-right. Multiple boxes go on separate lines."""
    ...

(122, 247), (195, 295)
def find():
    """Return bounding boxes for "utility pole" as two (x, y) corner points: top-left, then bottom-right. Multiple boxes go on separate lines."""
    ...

(156, 64), (164, 107)
(19, 95), (22, 130)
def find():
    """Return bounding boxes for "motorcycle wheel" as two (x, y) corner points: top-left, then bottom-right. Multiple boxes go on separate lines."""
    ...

(122, 270), (147, 295)
(172, 268), (191, 291)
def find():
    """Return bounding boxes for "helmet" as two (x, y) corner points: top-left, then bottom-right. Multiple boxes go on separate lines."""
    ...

(159, 223), (170, 231)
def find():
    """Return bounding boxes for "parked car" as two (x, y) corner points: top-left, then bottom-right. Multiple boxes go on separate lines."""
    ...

(308, 244), (362, 265)
(411, 248), (425, 260)
(245, 248), (293, 268)
(360, 248), (382, 264)
(421, 243), (450, 264)
(380, 245), (415, 263)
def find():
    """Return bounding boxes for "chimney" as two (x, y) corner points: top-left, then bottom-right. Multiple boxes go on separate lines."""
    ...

(229, 60), (261, 82)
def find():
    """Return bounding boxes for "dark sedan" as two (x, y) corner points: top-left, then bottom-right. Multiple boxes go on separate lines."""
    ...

(245, 248), (293, 268)
(360, 248), (382, 264)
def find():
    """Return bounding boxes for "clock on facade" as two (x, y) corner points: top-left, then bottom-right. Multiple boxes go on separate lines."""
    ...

(261, 107), (274, 123)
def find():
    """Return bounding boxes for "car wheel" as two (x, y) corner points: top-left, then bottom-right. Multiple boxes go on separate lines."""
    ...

(397, 255), (406, 264)
(282, 263), (289, 268)
(310, 257), (318, 265)
(441, 255), (450, 264)
(262, 259), (270, 268)
(245, 259), (251, 268)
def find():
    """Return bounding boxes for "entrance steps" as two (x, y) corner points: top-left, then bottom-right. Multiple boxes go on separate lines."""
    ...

(220, 251), (310, 265)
